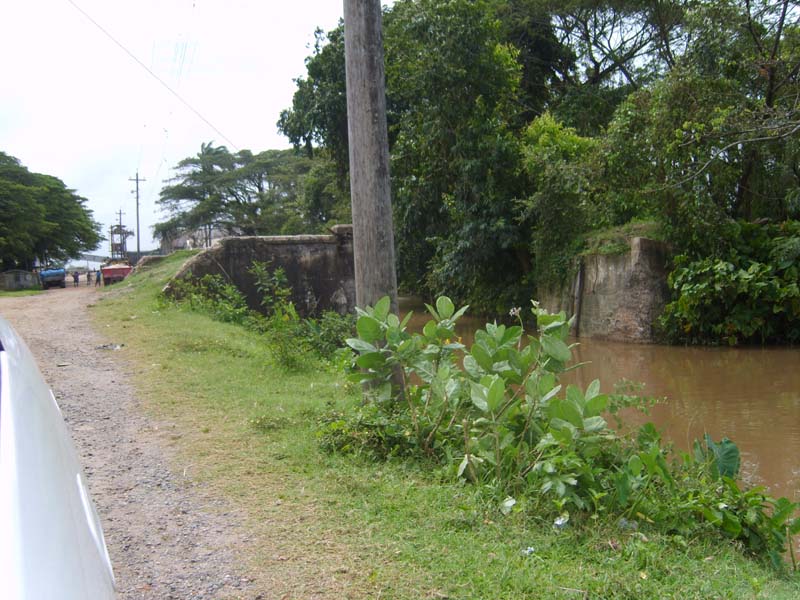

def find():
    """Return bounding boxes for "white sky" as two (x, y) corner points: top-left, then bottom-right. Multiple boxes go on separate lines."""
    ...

(0, 0), (363, 255)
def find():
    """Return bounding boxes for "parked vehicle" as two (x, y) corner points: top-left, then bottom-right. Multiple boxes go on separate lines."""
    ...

(0, 317), (116, 598)
(38, 266), (67, 289)
(100, 262), (132, 285)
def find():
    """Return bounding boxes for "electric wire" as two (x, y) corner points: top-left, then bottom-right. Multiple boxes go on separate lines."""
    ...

(64, 0), (239, 151)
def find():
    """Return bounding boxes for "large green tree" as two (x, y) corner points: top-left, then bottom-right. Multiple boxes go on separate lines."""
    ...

(279, 0), (569, 310)
(385, 0), (529, 309)
(155, 144), (341, 246)
(0, 152), (102, 270)
(596, 0), (800, 255)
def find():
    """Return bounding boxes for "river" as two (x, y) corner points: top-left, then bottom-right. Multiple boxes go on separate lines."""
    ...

(401, 304), (800, 501)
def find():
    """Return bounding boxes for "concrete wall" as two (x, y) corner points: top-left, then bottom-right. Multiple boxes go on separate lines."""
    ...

(0, 270), (38, 291)
(164, 225), (355, 316)
(539, 237), (670, 342)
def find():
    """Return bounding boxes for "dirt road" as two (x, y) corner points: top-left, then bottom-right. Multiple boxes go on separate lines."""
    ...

(0, 286), (260, 599)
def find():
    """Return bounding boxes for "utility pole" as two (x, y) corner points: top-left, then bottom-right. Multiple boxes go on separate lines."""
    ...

(343, 0), (399, 313)
(128, 171), (146, 263)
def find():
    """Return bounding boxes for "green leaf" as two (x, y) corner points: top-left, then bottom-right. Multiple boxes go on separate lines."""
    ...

(770, 497), (797, 528)
(582, 416), (607, 433)
(463, 355), (483, 379)
(566, 385), (585, 413)
(400, 311), (414, 329)
(500, 325), (523, 346)
(424, 303), (438, 320)
(538, 373), (557, 396)
(436, 326), (455, 340)
(704, 435), (741, 479)
(536, 311), (567, 330)
(487, 377), (505, 413)
(355, 352), (386, 370)
(584, 394), (608, 418)
(451, 304), (470, 321)
(345, 338), (377, 353)
(628, 454), (643, 476)
(470, 343), (494, 372)
(436, 296), (455, 319)
(541, 384), (562, 404)
(470, 382), (489, 412)
(788, 517), (800, 536)
(550, 398), (583, 429)
(423, 320), (438, 339)
(457, 454), (470, 478)
(721, 512), (742, 537)
(347, 371), (371, 383)
(373, 296), (391, 321)
(541, 333), (571, 362)
(356, 316), (383, 344)
(585, 379), (601, 401)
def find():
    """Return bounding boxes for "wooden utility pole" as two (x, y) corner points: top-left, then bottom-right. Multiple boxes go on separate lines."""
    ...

(128, 171), (146, 263)
(343, 0), (399, 312)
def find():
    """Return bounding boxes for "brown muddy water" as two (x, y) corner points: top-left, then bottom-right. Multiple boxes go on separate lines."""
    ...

(401, 305), (800, 501)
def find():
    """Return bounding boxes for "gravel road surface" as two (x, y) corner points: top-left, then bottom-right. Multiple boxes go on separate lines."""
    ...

(1, 285), (262, 599)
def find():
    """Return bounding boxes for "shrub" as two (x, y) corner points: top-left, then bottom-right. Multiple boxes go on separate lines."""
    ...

(167, 274), (252, 325)
(659, 221), (800, 344)
(323, 296), (800, 566)
(164, 263), (354, 371)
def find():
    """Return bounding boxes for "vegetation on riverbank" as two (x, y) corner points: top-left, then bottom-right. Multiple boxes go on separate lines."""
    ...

(90, 252), (800, 599)
(148, 1), (799, 342)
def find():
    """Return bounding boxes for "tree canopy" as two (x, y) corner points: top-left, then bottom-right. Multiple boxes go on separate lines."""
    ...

(155, 144), (347, 246)
(275, 0), (799, 319)
(0, 152), (102, 270)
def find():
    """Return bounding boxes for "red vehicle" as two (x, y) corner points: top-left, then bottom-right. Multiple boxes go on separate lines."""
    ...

(100, 263), (132, 285)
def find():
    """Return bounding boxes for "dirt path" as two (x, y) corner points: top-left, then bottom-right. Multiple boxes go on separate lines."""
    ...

(0, 286), (262, 599)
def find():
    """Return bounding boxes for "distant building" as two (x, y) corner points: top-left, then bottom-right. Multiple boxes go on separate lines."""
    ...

(159, 226), (230, 253)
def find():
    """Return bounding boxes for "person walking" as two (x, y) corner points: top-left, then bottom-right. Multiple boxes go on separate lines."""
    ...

(87, 271), (92, 286)
(72, 271), (79, 287)
(95, 270), (102, 286)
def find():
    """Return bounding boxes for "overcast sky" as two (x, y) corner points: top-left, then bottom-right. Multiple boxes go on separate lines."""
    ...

(1, 0), (365, 256)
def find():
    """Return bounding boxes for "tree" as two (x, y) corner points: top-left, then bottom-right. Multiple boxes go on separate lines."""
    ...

(596, 0), (800, 255)
(537, 0), (691, 134)
(158, 142), (233, 247)
(0, 152), (101, 270)
(156, 144), (338, 244)
(279, 0), (576, 310)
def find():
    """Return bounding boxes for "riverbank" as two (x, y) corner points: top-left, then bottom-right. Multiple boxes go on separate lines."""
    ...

(89, 252), (800, 599)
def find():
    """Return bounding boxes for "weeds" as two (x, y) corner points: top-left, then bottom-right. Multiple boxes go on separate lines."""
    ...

(162, 262), (355, 371)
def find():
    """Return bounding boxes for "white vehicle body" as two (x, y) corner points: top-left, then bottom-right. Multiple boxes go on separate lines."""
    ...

(0, 317), (116, 598)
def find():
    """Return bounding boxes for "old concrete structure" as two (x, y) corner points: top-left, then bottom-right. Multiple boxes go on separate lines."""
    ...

(540, 237), (670, 342)
(0, 270), (38, 291)
(164, 225), (355, 315)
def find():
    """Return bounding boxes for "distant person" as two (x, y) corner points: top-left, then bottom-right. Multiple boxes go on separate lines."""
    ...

(95, 270), (102, 286)
(72, 271), (79, 287)
(86, 271), (92, 286)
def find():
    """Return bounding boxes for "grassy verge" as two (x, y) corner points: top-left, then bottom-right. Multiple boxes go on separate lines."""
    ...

(0, 288), (42, 297)
(91, 251), (800, 599)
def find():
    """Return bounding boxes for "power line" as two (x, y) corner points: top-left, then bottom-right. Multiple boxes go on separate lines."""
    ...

(64, 0), (239, 151)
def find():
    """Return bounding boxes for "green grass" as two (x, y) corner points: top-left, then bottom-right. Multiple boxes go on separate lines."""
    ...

(0, 288), (42, 297)
(91, 251), (800, 599)
(583, 220), (665, 256)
